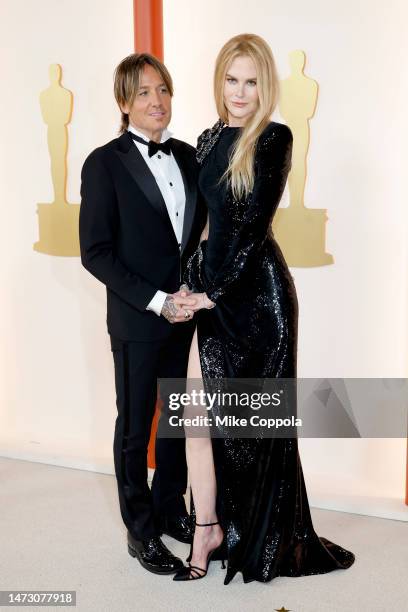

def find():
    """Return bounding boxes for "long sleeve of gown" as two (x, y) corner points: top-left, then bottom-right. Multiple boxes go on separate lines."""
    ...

(204, 124), (293, 302)
(184, 243), (206, 293)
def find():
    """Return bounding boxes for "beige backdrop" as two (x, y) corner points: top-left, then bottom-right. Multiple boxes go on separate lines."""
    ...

(0, 0), (407, 520)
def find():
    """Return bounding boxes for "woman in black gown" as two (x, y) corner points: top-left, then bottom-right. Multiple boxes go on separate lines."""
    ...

(173, 34), (355, 584)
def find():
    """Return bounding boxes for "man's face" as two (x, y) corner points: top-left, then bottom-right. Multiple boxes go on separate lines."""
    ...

(121, 64), (172, 141)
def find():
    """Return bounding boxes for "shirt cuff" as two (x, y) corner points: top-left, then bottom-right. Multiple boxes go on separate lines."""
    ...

(146, 290), (167, 317)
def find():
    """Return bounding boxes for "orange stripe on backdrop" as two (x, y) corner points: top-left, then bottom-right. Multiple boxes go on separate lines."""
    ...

(134, 0), (163, 59)
(133, 0), (164, 469)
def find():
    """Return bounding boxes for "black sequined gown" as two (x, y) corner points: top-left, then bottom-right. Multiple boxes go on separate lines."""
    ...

(184, 119), (355, 584)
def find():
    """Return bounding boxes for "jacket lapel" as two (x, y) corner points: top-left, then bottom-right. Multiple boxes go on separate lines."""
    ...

(115, 132), (197, 254)
(115, 132), (174, 231)
(171, 140), (197, 254)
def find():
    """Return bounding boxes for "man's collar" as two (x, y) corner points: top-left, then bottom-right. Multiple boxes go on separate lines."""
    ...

(127, 124), (173, 144)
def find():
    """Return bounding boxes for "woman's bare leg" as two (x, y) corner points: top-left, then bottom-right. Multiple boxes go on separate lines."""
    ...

(184, 328), (223, 574)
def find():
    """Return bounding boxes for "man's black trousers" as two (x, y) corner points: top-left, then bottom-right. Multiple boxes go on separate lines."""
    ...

(110, 324), (193, 541)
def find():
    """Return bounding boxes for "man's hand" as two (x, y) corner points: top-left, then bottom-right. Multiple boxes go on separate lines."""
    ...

(174, 284), (193, 302)
(161, 293), (197, 324)
(180, 292), (215, 312)
(178, 283), (192, 295)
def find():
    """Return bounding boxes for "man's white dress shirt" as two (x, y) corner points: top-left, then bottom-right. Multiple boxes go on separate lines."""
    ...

(128, 124), (186, 316)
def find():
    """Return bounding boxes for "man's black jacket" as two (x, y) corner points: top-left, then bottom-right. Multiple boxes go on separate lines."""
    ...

(79, 131), (205, 341)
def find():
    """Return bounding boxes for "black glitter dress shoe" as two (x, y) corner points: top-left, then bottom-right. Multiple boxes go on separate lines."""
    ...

(127, 533), (184, 575)
(160, 514), (193, 544)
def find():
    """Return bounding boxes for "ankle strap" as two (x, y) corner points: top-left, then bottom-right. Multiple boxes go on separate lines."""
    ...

(195, 520), (220, 526)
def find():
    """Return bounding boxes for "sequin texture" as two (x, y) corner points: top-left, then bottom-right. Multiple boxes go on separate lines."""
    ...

(184, 120), (355, 585)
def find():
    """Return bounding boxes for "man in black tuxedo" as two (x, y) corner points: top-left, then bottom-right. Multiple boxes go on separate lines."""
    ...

(79, 53), (204, 575)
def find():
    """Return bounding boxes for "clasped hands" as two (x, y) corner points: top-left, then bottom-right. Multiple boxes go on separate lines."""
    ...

(161, 284), (215, 324)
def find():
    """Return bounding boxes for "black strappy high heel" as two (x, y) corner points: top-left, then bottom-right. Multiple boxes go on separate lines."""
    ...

(173, 520), (226, 581)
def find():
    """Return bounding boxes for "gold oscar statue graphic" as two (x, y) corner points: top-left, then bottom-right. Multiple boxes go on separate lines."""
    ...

(33, 64), (80, 256)
(273, 50), (333, 266)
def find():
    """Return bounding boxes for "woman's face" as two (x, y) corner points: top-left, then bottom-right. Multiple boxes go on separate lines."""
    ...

(223, 55), (259, 127)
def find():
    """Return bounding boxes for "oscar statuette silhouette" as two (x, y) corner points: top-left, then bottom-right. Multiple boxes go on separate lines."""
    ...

(34, 64), (80, 256)
(273, 50), (333, 267)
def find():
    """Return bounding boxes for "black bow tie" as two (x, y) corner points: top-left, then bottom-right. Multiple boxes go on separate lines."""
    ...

(128, 132), (172, 157)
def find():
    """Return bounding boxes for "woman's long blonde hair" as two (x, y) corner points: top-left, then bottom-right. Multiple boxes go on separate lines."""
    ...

(214, 34), (279, 198)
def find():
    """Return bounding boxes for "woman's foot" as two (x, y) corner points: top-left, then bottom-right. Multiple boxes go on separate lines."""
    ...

(173, 520), (224, 581)
(189, 522), (224, 575)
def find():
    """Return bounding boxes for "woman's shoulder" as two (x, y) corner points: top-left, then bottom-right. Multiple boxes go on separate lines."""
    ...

(197, 119), (223, 144)
(255, 121), (293, 171)
(258, 121), (293, 146)
(197, 127), (211, 149)
(196, 119), (224, 163)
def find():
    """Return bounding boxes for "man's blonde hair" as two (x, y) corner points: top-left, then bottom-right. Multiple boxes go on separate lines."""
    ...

(114, 53), (173, 134)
